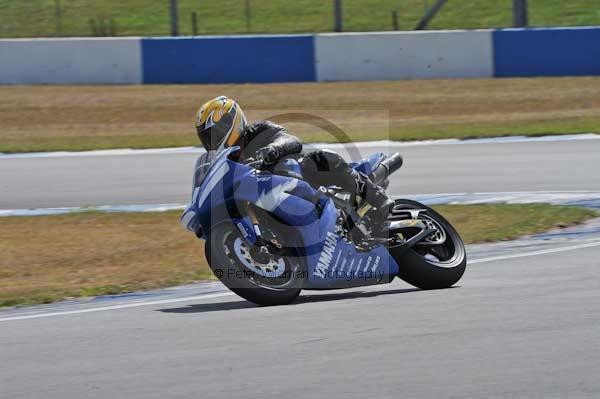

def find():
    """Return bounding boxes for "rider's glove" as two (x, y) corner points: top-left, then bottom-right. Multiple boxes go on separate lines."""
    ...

(257, 146), (280, 165)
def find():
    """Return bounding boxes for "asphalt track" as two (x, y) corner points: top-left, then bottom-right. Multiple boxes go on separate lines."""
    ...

(1, 135), (600, 398)
(1, 136), (600, 209)
(1, 221), (600, 399)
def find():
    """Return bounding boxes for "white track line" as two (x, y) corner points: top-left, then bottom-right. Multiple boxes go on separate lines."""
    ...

(2, 240), (600, 323)
(0, 292), (234, 323)
(0, 203), (186, 217)
(3, 190), (600, 217)
(1, 134), (599, 160)
(469, 240), (600, 264)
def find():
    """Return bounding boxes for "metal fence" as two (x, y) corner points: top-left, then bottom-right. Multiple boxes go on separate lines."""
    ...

(0, 0), (597, 38)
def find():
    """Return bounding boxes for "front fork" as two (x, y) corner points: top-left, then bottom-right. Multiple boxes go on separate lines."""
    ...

(235, 203), (285, 258)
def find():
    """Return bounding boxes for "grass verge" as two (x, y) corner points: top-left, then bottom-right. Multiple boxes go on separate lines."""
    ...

(1, 77), (600, 153)
(0, 204), (596, 308)
(0, 0), (598, 38)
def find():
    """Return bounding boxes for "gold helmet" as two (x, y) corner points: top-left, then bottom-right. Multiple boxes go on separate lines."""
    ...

(195, 96), (248, 151)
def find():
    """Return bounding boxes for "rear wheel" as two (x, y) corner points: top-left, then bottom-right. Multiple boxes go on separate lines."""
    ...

(205, 222), (303, 305)
(389, 199), (466, 289)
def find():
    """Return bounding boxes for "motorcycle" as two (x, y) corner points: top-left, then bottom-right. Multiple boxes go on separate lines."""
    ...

(181, 146), (466, 305)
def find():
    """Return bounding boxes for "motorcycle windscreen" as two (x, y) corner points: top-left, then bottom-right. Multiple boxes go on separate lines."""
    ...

(192, 150), (218, 189)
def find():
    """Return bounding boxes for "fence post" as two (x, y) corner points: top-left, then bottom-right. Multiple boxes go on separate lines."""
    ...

(191, 12), (198, 36)
(245, 0), (251, 32)
(54, 0), (62, 35)
(169, 0), (179, 36)
(391, 10), (399, 31)
(89, 18), (97, 36)
(513, 0), (528, 27)
(333, 0), (343, 32)
(415, 0), (447, 30)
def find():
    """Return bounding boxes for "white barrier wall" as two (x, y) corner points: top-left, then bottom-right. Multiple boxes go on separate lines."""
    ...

(314, 30), (494, 81)
(0, 38), (142, 84)
(2, 28), (594, 85)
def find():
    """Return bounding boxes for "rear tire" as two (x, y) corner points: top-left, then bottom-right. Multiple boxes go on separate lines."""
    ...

(389, 199), (466, 289)
(205, 222), (303, 306)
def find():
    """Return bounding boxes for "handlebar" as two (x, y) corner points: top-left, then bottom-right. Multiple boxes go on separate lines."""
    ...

(244, 158), (265, 170)
(371, 152), (403, 186)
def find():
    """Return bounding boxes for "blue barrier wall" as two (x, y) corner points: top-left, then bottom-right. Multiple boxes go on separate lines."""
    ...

(141, 35), (315, 84)
(493, 27), (600, 77)
(2, 27), (600, 84)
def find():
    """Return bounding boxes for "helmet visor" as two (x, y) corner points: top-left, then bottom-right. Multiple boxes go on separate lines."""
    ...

(197, 113), (234, 151)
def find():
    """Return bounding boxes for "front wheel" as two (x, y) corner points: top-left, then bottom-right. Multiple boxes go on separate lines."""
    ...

(205, 222), (303, 305)
(389, 199), (467, 289)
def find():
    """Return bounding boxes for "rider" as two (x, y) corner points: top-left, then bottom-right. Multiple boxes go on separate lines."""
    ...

(189, 95), (393, 226)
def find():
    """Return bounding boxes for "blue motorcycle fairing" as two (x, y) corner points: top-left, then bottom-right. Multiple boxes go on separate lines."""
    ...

(183, 147), (319, 239)
(275, 157), (303, 179)
(296, 200), (399, 289)
(350, 151), (385, 176)
(235, 171), (319, 227)
(182, 146), (400, 289)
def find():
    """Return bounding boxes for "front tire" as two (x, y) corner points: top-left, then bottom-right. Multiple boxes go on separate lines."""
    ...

(389, 199), (467, 289)
(205, 222), (303, 305)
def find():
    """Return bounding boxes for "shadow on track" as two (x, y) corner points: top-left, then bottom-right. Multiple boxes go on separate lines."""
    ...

(158, 287), (423, 314)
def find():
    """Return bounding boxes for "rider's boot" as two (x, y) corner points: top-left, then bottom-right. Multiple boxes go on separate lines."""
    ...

(353, 171), (394, 228)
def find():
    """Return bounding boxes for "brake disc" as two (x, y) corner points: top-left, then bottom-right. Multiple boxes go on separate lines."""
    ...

(233, 237), (286, 278)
